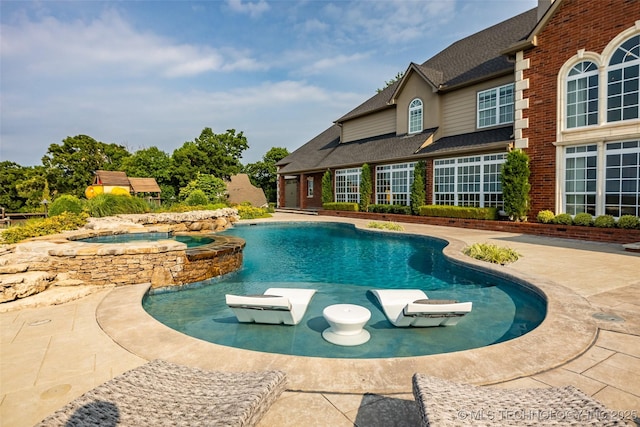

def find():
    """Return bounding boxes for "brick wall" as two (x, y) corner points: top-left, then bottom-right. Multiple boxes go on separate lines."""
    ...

(320, 210), (640, 244)
(521, 0), (640, 216)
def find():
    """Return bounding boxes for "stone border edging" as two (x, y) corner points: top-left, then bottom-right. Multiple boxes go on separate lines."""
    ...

(96, 222), (598, 394)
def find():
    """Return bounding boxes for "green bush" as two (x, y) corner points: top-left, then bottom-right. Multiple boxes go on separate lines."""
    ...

(367, 204), (412, 215)
(554, 213), (573, 225)
(49, 194), (84, 216)
(536, 210), (555, 224)
(85, 194), (149, 217)
(359, 164), (372, 212)
(617, 215), (640, 229)
(1, 212), (88, 244)
(573, 212), (594, 226)
(501, 149), (530, 221)
(322, 202), (359, 212)
(594, 215), (615, 228)
(419, 205), (498, 220)
(367, 221), (404, 231)
(236, 205), (272, 219)
(185, 189), (209, 206)
(463, 243), (520, 265)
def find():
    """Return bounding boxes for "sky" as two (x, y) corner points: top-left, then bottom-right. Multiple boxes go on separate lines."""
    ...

(1, 0), (537, 167)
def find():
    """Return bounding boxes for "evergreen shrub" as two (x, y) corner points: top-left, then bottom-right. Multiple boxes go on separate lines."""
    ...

(536, 210), (555, 224)
(49, 195), (84, 216)
(617, 215), (640, 229)
(554, 213), (573, 225)
(594, 215), (615, 228)
(419, 205), (498, 220)
(322, 202), (359, 211)
(573, 213), (594, 226)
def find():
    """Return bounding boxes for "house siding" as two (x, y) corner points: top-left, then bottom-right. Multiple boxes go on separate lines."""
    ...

(395, 74), (439, 135)
(521, 0), (640, 217)
(342, 109), (396, 143)
(440, 75), (514, 137)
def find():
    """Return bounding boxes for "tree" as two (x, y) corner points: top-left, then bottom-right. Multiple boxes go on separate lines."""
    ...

(244, 147), (289, 203)
(321, 170), (333, 203)
(0, 161), (28, 211)
(377, 71), (405, 93)
(170, 128), (248, 191)
(501, 149), (531, 222)
(15, 166), (49, 211)
(410, 161), (426, 215)
(42, 135), (131, 197)
(359, 164), (372, 211)
(179, 173), (227, 204)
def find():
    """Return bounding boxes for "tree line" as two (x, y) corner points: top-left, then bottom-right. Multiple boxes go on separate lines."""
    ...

(0, 128), (289, 212)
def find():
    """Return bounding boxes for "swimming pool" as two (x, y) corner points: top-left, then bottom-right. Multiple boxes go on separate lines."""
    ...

(78, 232), (215, 248)
(143, 222), (546, 358)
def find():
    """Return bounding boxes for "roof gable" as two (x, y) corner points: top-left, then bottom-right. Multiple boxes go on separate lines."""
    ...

(128, 177), (161, 193)
(94, 170), (130, 187)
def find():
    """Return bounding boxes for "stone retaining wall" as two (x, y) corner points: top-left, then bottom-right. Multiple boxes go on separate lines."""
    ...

(0, 209), (245, 303)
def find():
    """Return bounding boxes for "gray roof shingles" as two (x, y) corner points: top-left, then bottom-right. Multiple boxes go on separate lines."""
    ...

(279, 8), (537, 174)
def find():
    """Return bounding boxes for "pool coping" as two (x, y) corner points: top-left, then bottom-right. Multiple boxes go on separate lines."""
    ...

(96, 220), (598, 394)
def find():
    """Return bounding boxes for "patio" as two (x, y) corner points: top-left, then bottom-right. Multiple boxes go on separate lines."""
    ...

(1, 213), (638, 426)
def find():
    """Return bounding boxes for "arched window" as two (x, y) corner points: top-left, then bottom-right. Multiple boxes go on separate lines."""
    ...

(408, 98), (423, 134)
(607, 35), (640, 122)
(566, 61), (598, 128)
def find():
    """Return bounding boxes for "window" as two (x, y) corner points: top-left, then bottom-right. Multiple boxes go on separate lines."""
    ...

(566, 61), (599, 128)
(607, 35), (640, 122)
(477, 84), (514, 128)
(605, 140), (640, 216)
(408, 99), (423, 134)
(562, 141), (639, 217)
(375, 163), (415, 205)
(564, 145), (597, 215)
(433, 154), (506, 208)
(335, 168), (360, 203)
(307, 177), (314, 198)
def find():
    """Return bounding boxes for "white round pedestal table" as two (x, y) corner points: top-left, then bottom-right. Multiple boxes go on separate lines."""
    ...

(322, 304), (371, 346)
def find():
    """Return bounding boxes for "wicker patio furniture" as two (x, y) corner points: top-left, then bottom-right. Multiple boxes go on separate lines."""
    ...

(36, 359), (287, 426)
(412, 373), (634, 426)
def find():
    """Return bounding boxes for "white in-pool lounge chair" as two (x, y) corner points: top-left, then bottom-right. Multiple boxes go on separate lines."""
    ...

(226, 288), (317, 325)
(371, 289), (472, 327)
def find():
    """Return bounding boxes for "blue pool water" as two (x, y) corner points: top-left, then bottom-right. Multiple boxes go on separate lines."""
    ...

(78, 232), (215, 248)
(143, 222), (546, 358)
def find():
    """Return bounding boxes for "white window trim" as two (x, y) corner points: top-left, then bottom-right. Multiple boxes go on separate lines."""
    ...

(307, 177), (314, 198)
(334, 168), (361, 203)
(433, 153), (507, 208)
(375, 163), (415, 205)
(408, 98), (423, 134)
(477, 83), (515, 129)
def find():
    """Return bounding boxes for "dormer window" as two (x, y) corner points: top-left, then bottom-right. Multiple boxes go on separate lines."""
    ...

(477, 83), (514, 128)
(408, 98), (423, 134)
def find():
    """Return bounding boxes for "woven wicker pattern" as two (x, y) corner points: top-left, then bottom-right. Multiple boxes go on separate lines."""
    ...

(412, 374), (633, 426)
(36, 360), (287, 426)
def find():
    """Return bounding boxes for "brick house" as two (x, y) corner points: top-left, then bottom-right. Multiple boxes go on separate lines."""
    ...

(276, 0), (640, 221)
(505, 0), (640, 218)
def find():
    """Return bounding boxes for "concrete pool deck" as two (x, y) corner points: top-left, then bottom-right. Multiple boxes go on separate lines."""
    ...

(1, 213), (639, 426)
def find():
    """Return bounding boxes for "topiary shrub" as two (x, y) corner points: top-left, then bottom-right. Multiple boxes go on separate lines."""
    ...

(617, 215), (640, 229)
(554, 213), (573, 225)
(536, 210), (555, 224)
(594, 215), (615, 228)
(322, 202), (359, 211)
(573, 212), (594, 227)
(49, 194), (84, 216)
(419, 205), (498, 220)
(185, 189), (209, 206)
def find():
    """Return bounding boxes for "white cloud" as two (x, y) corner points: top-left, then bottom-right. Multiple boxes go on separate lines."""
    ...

(0, 9), (263, 79)
(300, 53), (371, 75)
(226, 0), (270, 18)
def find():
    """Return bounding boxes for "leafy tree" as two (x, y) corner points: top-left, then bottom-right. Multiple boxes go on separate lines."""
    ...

(359, 164), (372, 211)
(501, 150), (531, 222)
(121, 146), (171, 183)
(244, 147), (289, 203)
(410, 161), (426, 215)
(0, 161), (28, 211)
(15, 166), (49, 211)
(185, 189), (209, 206)
(377, 71), (405, 93)
(321, 169), (333, 203)
(170, 128), (249, 190)
(42, 135), (131, 197)
(179, 173), (227, 204)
